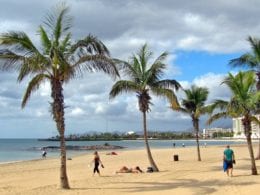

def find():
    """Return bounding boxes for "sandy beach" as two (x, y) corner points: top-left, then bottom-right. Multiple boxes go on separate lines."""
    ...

(0, 144), (259, 195)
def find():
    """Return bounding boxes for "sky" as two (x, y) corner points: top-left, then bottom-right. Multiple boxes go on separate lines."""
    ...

(0, 0), (259, 138)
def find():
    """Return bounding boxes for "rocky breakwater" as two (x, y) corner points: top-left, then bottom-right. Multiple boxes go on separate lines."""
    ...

(40, 143), (125, 151)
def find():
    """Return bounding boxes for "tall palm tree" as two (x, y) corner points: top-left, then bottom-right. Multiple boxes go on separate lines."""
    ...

(109, 44), (181, 172)
(229, 36), (260, 160)
(207, 71), (259, 175)
(0, 4), (118, 189)
(175, 85), (209, 161)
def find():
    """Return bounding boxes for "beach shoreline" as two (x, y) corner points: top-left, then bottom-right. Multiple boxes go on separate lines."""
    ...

(0, 138), (249, 163)
(0, 144), (259, 195)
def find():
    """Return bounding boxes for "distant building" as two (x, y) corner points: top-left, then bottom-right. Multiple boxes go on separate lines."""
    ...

(202, 127), (233, 138)
(126, 131), (135, 135)
(232, 115), (260, 139)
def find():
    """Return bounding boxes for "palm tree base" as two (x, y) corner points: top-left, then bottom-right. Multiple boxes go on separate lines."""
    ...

(255, 157), (260, 160)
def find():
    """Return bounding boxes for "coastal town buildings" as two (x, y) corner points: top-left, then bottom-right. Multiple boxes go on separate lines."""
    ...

(202, 127), (233, 138)
(232, 115), (260, 139)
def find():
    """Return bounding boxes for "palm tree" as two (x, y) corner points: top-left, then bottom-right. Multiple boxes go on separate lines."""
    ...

(207, 71), (259, 175)
(109, 44), (181, 172)
(229, 36), (260, 160)
(0, 4), (118, 188)
(175, 85), (209, 161)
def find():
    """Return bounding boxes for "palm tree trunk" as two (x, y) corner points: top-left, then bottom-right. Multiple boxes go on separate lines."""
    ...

(255, 76), (260, 160)
(256, 134), (260, 160)
(51, 79), (70, 189)
(142, 111), (159, 172)
(243, 117), (258, 175)
(193, 118), (201, 161)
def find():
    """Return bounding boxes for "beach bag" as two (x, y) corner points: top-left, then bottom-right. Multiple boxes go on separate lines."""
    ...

(223, 160), (228, 172)
(147, 167), (153, 173)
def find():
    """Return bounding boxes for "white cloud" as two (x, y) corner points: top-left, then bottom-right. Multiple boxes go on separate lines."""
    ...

(0, 20), (30, 32)
(69, 107), (85, 117)
(193, 72), (231, 102)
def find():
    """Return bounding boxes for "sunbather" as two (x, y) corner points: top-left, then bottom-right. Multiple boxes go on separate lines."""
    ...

(116, 166), (143, 174)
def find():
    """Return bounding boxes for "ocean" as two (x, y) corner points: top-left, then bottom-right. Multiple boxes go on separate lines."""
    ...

(0, 139), (246, 163)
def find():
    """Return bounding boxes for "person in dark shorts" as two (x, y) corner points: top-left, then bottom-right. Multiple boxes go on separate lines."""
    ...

(223, 145), (235, 177)
(92, 151), (103, 176)
(42, 149), (47, 158)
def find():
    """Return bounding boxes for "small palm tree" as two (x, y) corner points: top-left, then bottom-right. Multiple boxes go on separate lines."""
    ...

(0, 4), (118, 188)
(109, 44), (181, 171)
(207, 71), (259, 175)
(229, 36), (260, 160)
(175, 85), (209, 161)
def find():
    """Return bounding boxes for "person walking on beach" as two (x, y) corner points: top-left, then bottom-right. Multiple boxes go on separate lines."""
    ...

(92, 151), (103, 176)
(223, 145), (235, 177)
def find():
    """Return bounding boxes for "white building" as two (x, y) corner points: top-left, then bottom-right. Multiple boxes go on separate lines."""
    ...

(232, 115), (260, 139)
(202, 127), (233, 138)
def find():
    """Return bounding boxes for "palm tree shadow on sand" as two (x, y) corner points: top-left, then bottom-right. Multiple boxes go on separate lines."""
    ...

(70, 179), (257, 194)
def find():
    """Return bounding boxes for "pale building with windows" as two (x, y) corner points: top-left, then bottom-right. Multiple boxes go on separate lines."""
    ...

(232, 115), (260, 139)
(202, 127), (233, 138)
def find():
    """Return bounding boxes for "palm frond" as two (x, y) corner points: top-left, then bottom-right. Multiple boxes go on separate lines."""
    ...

(156, 79), (182, 90)
(72, 54), (119, 78)
(60, 33), (71, 53)
(229, 36), (260, 70)
(0, 49), (24, 70)
(154, 79), (182, 91)
(229, 53), (258, 69)
(153, 52), (168, 65)
(147, 62), (166, 83)
(207, 112), (228, 125)
(44, 2), (72, 45)
(138, 43), (152, 73)
(71, 34), (110, 56)
(248, 36), (260, 61)
(176, 107), (189, 114)
(38, 26), (51, 54)
(151, 87), (180, 109)
(211, 99), (229, 110)
(109, 80), (139, 99)
(0, 31), (41, 56)
(22, 74), (49, 108)
(250, 115), (260, 126)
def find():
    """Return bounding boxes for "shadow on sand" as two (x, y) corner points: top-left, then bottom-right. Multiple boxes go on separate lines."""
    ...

(71, 178), (257, 194)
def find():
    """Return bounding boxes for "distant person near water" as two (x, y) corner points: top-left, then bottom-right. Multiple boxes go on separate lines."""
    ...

(182, 143), (185, 147)
(173, 143), (176, 148)
(223, 145), (235, 177)
(92, 151), (104, 176)
(42, 149), (47, 158)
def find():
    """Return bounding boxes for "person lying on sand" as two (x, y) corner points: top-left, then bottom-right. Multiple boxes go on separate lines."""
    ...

(106, 151), (118, 155)
(116, 166), (143, 174)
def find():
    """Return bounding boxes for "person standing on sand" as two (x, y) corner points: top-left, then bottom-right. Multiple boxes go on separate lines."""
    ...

(42, 148), (47, 158)
(223, 145), (235, 177)
(92, 151), (103, 176)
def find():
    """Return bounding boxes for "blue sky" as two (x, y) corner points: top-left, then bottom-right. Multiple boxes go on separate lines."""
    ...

(174, 51), (243, 81)
(0, 0), (259, 138)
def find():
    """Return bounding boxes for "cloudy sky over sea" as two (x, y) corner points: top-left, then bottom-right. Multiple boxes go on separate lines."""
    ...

(0, 0), (259, 138)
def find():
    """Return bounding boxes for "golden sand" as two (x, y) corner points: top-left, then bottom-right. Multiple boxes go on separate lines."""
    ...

(0, 144), (259, 195)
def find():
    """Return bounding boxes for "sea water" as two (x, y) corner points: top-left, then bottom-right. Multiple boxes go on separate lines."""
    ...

(0, 139), (246, 163)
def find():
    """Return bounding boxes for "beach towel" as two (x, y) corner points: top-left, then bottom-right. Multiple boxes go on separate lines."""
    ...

(223, 160), (228, 172)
